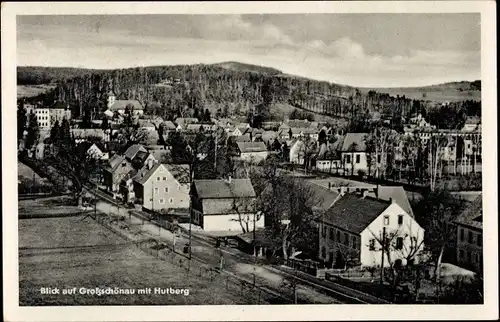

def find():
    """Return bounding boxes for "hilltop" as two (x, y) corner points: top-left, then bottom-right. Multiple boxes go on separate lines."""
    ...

(211, 61), (283, 75)
(359, 81), (481, 102)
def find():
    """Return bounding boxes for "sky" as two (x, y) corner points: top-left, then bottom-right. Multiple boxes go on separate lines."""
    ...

(17, 14), (481, 87)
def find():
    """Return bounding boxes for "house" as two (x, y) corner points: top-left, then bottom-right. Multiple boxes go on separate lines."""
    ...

(289, 140), (305, 164)
(232, 126), (251, 137)
(234, 142), (268, 163)
(318, 192), (425, 268)
(190, 178), (264, 232)
(316, 143), (342, 173)
(71, 129), (109, 143)
(107, 92), (144, 115)
(175, 118), (198, 131)
(185, 124), (206, 133)
(162, 121), (177, 132)
(132, 163), (190, 211)
(341, 133), (369, 176)
(124, 144), (148, 162)
(103, 109), (114, 118)
(86, 143), (109, 160)
(103, 155), (135, 193)
(108, 100), (144, 115)
(119, 170), (138, 204)
(454, 195), (483, 272)
(461, 116), (481, 132)
(137, 120), (157, 131)
(260, 131), (278, 144)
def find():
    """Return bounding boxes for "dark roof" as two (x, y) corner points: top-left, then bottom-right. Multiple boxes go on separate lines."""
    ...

(283, 119), (311, 128)
(109, 100), (144, 111)
(454, 194), (482, 230)
(163, 121), (177, 130)
(236, 142), (267, 153)
(367, 186), (414, 217)
(323, 193), (391, 234)
(133, 163), (190, 185)
(306, 181), (341, 210)
(107, 154), (129, 172)
(341, 133), (368, 152)
(193, 179), (256, 199)
(124, 144), (147, 161)
(234, 134), (251, 142)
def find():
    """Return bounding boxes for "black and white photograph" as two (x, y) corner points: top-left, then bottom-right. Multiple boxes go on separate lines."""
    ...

(2, 1), (498, 321)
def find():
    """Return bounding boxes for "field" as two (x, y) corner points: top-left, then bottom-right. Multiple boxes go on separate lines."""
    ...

(19, 214), (254, 305)
(17, 84), (56, 99)
(18, 162), (44, 181)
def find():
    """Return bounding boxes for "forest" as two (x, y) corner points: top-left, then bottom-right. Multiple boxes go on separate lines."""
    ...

(18, 64), (481, 131)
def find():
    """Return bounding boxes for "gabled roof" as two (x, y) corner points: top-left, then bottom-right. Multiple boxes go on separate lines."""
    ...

(107, 154), (130, 172)
(368, 186), (414, 218)
(163, 121), (177, 130)
(341, 133), (368, 152)
(236, 142), (267, 154)
(186, 124), (205, 132)
(233, 134), (251, 143)
(109, 100), (144, 111)
(261, 131), (278, 142)
(306, 181), (341, 210)
(235, 126), (250, 135)
(193, 179), (256, 199)
(124, 144), (147, 161)
(164, 164), (190, 184)
(324, 193), (391, 234)
(175, 118), (199, 127)
(454, 194), (482, 230)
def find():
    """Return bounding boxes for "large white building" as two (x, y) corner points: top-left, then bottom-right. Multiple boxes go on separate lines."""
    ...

(25, 102), (71, 130)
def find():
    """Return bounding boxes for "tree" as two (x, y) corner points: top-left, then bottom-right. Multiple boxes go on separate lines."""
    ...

(50, 120), (61, 143)
(427, 134), (449, 191)
(17, 101), (27, 147)
(203, 109), (211, 122)
(365, 126), (399, 179)
(101, 117), (110, 130)
(412, 188), (467, 299)
(25, 112), (40, 151)
(318, 129), (327, 145)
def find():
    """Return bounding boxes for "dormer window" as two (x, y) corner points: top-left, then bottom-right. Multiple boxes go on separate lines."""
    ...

(121, 162), (126, 167)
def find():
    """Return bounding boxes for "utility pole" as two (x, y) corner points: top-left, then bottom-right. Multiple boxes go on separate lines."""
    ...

(188, 162), (193, 260)
(380, 226), (386, 283)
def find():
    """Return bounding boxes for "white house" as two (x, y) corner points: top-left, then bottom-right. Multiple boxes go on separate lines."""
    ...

(318, 192), (425, 268)
(234, 142), (268, 163)
(132, 163), (190, 211)
(289, 140), (305, 164)
(86, 143), (108, 160)
(107, 93), (144, 115)
(340, 133), (370, 176)
(191, 178), (264, 232)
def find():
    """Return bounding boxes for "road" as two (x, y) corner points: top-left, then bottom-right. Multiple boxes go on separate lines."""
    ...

(89, 189), (388, 304)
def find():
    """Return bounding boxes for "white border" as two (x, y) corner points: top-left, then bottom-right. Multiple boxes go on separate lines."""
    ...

(2, 2), (497, 321)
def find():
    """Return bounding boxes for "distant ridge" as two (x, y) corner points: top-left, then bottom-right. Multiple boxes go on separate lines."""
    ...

(211, 61), (283, 75)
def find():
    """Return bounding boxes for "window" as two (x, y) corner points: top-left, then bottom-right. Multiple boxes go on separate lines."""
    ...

(159, 199), (164, 204)
(460, 228), (465, 241)
(329, 228), (334, 240)
(321, 246), (326, 259)
(377, 155), (381, 163)
(477, 234), (482, 247)
(156, 177), (160, 181)
(396, 237), (404, 250)
(164, 187), (168, 193)
(163, 177), (166, 181)
(169, 198), (173, 204)
(321, 225), (326, 238)
(383, 215), (390, 226)
(398, 215), (403, 226)
(345, 155), (351, 163)
(344, 233), (349, 247)
(121, 162), (126, 167)
(337, 230), (341, 243)
(351, 236), (357, 249)
(355, 154), (360, 164)
(154, 188), (159, 194)
(468, 231), (474, 244)
(369, 239), (376, 251)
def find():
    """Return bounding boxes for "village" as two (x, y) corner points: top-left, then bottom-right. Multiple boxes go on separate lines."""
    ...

(17, 87), (483, 305)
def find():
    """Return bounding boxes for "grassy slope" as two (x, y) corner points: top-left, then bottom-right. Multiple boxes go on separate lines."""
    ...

(17, 85), (56, 99)
(18, 215), (254, 305)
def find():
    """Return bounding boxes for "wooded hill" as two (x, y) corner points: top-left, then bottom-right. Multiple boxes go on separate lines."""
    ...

(17, 63), (481, 130)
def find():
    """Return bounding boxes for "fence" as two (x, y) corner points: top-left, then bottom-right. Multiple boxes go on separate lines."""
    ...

(93, 211), (291, 305)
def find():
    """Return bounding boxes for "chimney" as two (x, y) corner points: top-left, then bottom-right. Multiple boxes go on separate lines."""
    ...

(389, 197), (393, 203)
